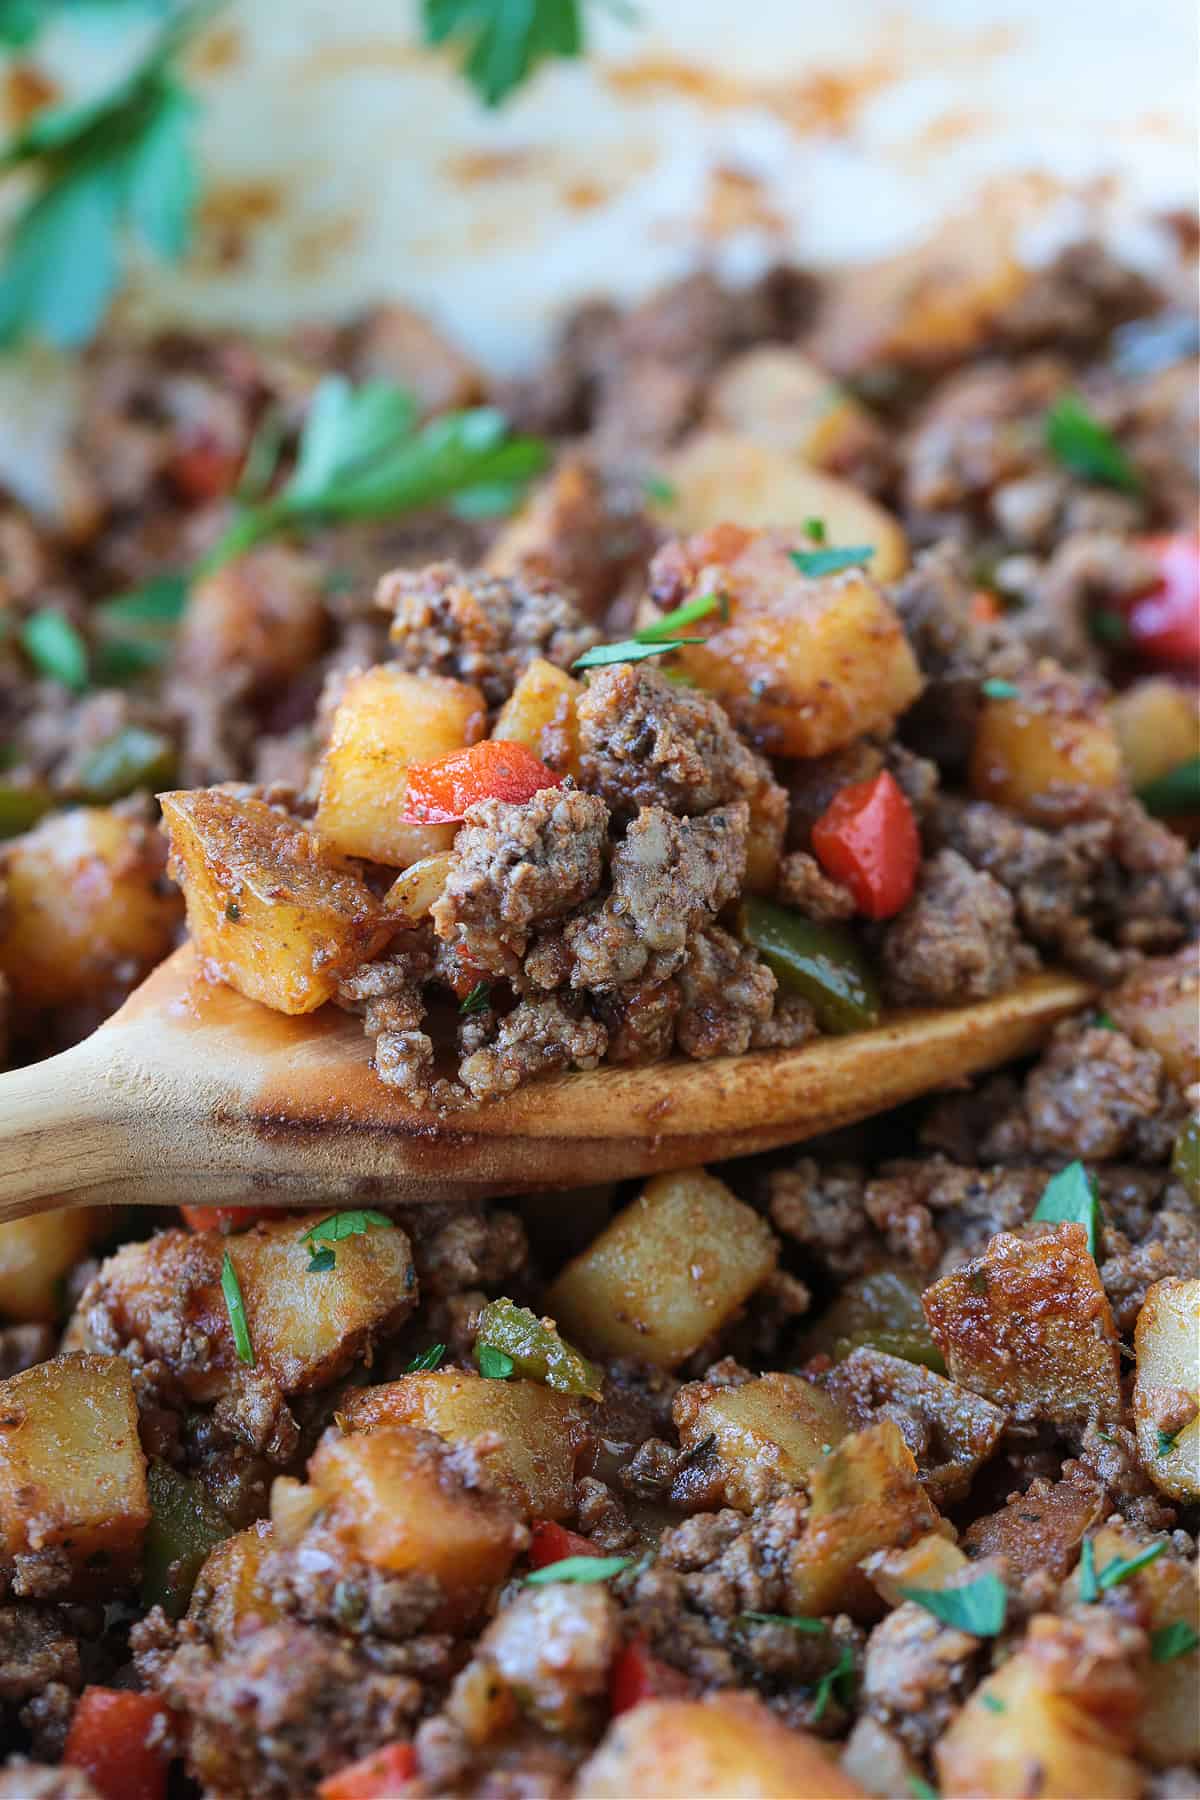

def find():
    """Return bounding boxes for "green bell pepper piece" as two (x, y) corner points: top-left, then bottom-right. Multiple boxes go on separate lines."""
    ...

(0, 781), (52, 838)
(75, 726), (177, 804)
(740, 897), (881, 1035)
(1137, 756), (1200, 818)
(1171, 1116), (1200, 1206)
(141, 1461), (231, 1619)
(474, 1297), (603, 1398)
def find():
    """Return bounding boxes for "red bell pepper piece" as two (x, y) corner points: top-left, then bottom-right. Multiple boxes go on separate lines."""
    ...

(62, 1688), (171, 1800)
(528, 1519), (600, 1570)
(609, 1637), (690, 1715)
(403, 741), (561, 824)
(166, 437), (239, 504)
(1127, 533), (1200, 669)
(811, 769), (920, 920)
(180, 1205), (265, 1233)
(318, 1742), (418, 1799)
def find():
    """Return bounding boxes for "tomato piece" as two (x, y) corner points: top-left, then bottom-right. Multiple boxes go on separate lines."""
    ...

(62, 1688), (171, 1800)
(609, 1638), (690, 1715)
(403, 741), (561, 824)
(318, 1742), (418, 1800)
(528, 1519), (600, 1570)
(811, 769), (920, 920)
(1127, 534), (1200, 669)
(179, 1205), (264, 1233)
(166, 437), (239, 504)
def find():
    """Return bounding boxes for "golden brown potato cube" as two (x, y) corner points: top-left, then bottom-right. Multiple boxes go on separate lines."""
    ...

(175, 546), (328, 687)
(308, 1425), (524, 1621)
(862, 1530), (970, 1607)
(0, 805), (181, 1012)
(653, 432), (908, 581)
(922, 1224), (1122, 1427)
(1110, 944), (1199, 1090)
(576, 1694), (867, 1799)
(492, 657), (583, 778)
(161, 788), (391, 1014)
(186, 1520), (280, 1651)
(0, 1207), (100, 1323)
(935, 1615), (1143, 1800)
(339, 1370), (591, 1521)
(1110, 677), (1200, 790)
(0, 1352), (148, 1596)
(315, 665), (486, 867)
(1133, 1278), (1199, 1502)
(646, 523), (921, 758)
(672, 1372), (848, 1512)
(969, 663), (1123, 820)
(786, 1419), (938, 1619)
(707, 348), (884, 474)
(546, 1168), (778, 1369)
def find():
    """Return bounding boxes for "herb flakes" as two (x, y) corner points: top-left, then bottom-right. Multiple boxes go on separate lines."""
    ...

(1150, 1621), (1200, 1663)
(737, 1612), (827, 1634)
(404, 1344), (447, 1373)
(810, 1645), (855, 1722)
(1033, 1160), (1101, 1258)
(1044, 392), (1140, 493)
(790, 544), (875, 578)
(220, 1250), (253, 1366)
(524, 1553), (632, 1586)
(476, 1343), (514, 1380)
(898, 1571), (1007, 1637)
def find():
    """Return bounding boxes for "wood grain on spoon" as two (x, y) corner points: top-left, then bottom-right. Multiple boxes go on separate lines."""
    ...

(0, 943), (1091, 1221)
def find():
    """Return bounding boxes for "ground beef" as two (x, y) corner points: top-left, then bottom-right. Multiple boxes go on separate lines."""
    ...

(860, 1603), (977, 1756)
(749, 993), (820, 1050)
(674, 927), (775, 1059)
(576, 663), (783, 821)
(378, 561), (600, 707)
(593, 975), (682, 1064)
(983, 1019), (1185, 1165)
(458, 995), (608, 1101)
(1098, 1206), (1200, 1333)
(997, 242), (1160, 354)
(393, 1204), (528, 1302)
(431, 787), (609, 981)
(827, 1349), (1006, 1505)
(484, 454), (657, 622)
(880, 848), (1034, 1006)
(768, 1160), (875, 1279)
(775, 851), (856, 920)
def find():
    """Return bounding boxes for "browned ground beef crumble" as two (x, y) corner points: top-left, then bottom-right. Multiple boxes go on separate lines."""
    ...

(0, 235), (1196, 1798)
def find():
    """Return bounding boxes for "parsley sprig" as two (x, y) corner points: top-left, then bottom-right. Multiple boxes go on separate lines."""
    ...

(301, 1208), (393, 1272)
(421, 0), (630, 108)
(899, 1571), (1007, 1637)
(572, 591), (726, 672)
(524, 1553), (632, 1586)
(1044, 393), (1140, 494)
(1032, 1161), (1101, 1259)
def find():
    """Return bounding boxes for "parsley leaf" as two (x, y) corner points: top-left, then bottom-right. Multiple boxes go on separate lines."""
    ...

(1138, 756), (1200, 819)
(1033, 1160), (1101, 1258)
(635, 591), (727, 642)
(476, 1343), (514, 1380)
(1044, 393), (1140, 493)
(302, 1210), (393, 1245)
(898, 1571), (1007, 1637)
(803, 516), (827, 543)
(20, 610), (88, 690)
(572, 636), (705, 671)
(306, 1247), (336, 1274)
(220, 1250), (253, 1365)
(524, 1553), (632, 1586)
(1156, 1427), (1181, 1458)
(422, 0), (613, 108)
(981, 1694), (1006, 1714)
(644, 473), (677, 505)
(907, 1779), (939, 1800)
(1098, 1541), (1166, 1591)
(404, 1344), (447, 1373)
(1078, 1538), (1100, 1602)
(981, 678), (1019, 700)
(1094, 1010), (1117, 1031)
(789, 544), (874, 577)
(459, 981), (491, 1016)
(811, 1645), (855, 1722)
(1151, 1621), (1200, 1663)
(738, 1612), (827, 1633)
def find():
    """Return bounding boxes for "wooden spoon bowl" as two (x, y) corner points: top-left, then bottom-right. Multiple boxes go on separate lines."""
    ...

(0, 944), (1091, 1221)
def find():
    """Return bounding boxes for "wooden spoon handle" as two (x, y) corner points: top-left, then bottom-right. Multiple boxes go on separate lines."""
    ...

(0, 1039), (132, 1214)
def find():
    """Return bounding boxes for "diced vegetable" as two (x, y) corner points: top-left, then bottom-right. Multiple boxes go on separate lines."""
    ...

(62, 1687), (170, 1800)
(647, 520), (919, 756)
(1109, 678), (1200, 790)
(0, 1206), (99, 1322)
(1172, 1118), (1200, 1205)
(810, 770), (920, 920)
(141, 1460), (232, 1619)
(862, 1531), (971, 1608)
(75, 726), (176, 804)
(610, 1638), (690, 1715)
(314, 665), (486, 866)
(338, 1370), (590, 1521)
(796, 1265), (944, 1372)
(546, 1168), (778, 1369)
(0, 805), (181, 1013)
(529, 1520), (600, 1568)
(403, 739), (561, 824)
(961, 1476), (1103, 1583)
(1127, 533), (1200, 668)
(707, 348), (881, 472)
(741, 897), (881, 1034)
(473, 1296), (603, 1398)
(179, 1205), (265, 1234)
(672, 1372), (848, 1512)
(318, 1743), (418, 1800)
(161, 789), (392, 1014)
(0, 779), (52, 838)
(970, 662), (1123, 819)
(1109, 944), (1199, 1090)
(922, 1224), (1122, 1426)
(0, 1353), (149, 1596)
(175, 545), (328, 688)
(1133, 1279), (1199, 1502)
(185, 1520), (280, 1651)
(492, 656), (583, 777)
(575, 1693), (868, 1798)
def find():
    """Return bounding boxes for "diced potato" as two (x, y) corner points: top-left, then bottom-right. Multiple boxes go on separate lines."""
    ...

(1133, 1278), (1199, 1502)
(826, 1349), (1006, 1505)
(339, 1370), (591, 1521)
(546, 1168), (778, 1369)
(842, 1716), (923, 1800)
(306, 1425), (524, 1622)
(175, 546), (328, 687)
(922, 1225), (1122, 1426)
(708, 348), (882, 473)
(787, 1420), (938, 1619)
(67, 1213), (415, 1400)
(653, 432), (908, 581)
(0, 1207), (100, 1323)
(0, 805), (181, 1012)
(647, 523), (921, 759)
(0, 1352), (148, 1596)
(1110, 677), (1200, 790)
(161, 788), (391, 1014)
(315, 665), (486, 867)
(492, 657), (583, 778)
(962, 1477), (1105, 1582)
(186, 1520), (280, 1651)
(1110, 944), (1199, 1090)
(575, 1694), (867, 1799)
(862, 1530), (970, 1608)
(672, 1372), (848, 1512)
(969, 663), (1123, 820)
(935, 1615), (1143, 1800)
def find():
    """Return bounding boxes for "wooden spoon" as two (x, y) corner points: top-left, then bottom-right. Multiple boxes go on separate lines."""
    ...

(0, 944), (1090, 1222)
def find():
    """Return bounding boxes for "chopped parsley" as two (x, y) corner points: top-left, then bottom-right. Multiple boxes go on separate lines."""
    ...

(306, 1247), (336, 1274)
(220, 1251), (253, 1366)
(1032, 1160), (1101, 1258)
(1094, 1010), (1117, 1031)
(301, 1210), (393, 1272)
(1137, 756), (1200, 819)
(636, 591), (728, 641)
(20, 611), (89, 691)
(476, 1343), (514, 1380)
(459, 981), (492, 1016)
(1151, 1621), (1200, 1663)
(1156, 1427), (1181, 1458)
(803, 516), (827, 543)
(810, 1645), (855, 1722)
(980, 678), (1019, 700)
(738, 1612), (827, 1633)
(898, 1571), (1007, 1637)
(1097, 1541), (1167, 1591)
(907, 1779), (939, 1800)
(789, 544), (874, 578)
(644, 473), (677, 505)
(571, 636), (706, 671)
(1044, 393), (1140, 493)
(404, 1344), (447, 1373)
(422, 0), (591, 107)
(981, 1693), (1007, 1715)
(524, 1553), (632, 1586)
